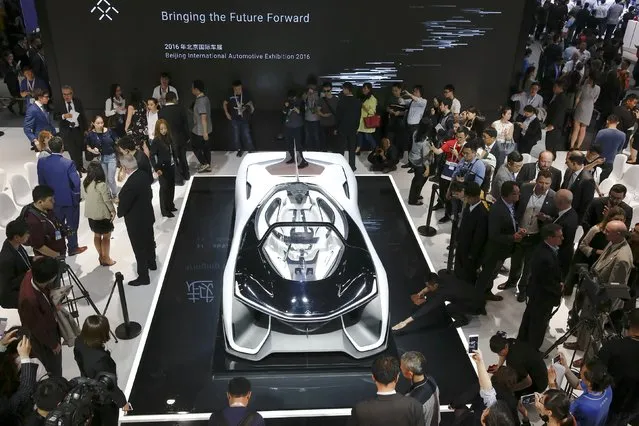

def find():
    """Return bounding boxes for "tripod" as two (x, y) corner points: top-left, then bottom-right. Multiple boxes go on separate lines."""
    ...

(58, 260), (118, 342)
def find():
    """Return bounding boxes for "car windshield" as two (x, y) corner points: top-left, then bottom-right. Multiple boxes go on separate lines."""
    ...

(256, 182), (347, 282)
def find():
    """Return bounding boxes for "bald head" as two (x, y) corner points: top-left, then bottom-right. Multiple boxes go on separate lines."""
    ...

(555, 189), (573, 210)
(538, 151), (554, 170)
(605, 220), (628, 244)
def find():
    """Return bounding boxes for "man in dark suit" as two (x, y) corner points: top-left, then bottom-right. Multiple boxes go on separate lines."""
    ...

(500, 170), (557, 302)
(348, 356), (425, 426)
(23, 88), (55, 150)
(58, 85), (88, 173)
(28, 39), (49, 89)
(454, 182), (488, 285)
(159, 91), (191, 184)
(117, 155), (156, 286)
(336, 82), (362, 171)
(553, 189), (579, 281)
(18, 257), (63, 376)
(477, 181), (524, 305)
(517, 224), (563, 350)
(37, 137), (86, 257)
(516, 150), (562, 192)
(480, 127), (506, 172)
(515, 105), (543, 154)
(544, 81), (570, 155)
(581, 183), (633, 230)
(561, 151), (596, 222)
(0, 219), (32, 309)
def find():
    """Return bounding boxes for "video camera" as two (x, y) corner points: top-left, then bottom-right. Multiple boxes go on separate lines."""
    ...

(576, 265), (631, 314)
(44, 373), (118, 426)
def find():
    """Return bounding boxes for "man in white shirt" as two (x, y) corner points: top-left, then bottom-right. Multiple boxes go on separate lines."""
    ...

(152, 72), (178, 107)
(605, 0), (624, 40)
(146, 98), (160, 140)
(593, 0), (609, 35)
(403, 85), (427, 137)
(512, 82), (544, 119)
(443, 84), (461, 119)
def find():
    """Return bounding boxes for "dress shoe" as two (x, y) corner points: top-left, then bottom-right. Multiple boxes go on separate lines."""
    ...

(418, 195), (423, 201)
(450, 315), (470, 328)
(68, 246), (88, 256)
(286, 158), (295, 164)
(128, 278), (150, 286)
(163, 212), (175, 218)
(499, 265), (510, 274)
(432, 203), (444, 211)
(497, 282), (516, 290)
(428, 176), (438, 182)
(407, 168), (415, 174)
(401, 163), (412, 169)
(563, 341), (580, 351)
(516, 293), (527, 303)
(485, 293), (503, 302)
(299, 160), (309, 169)
(438, 216), (451, 224)
(408, 201), (424, 206)
(170, 207), (178, 212)
(149, 261), (158, 271)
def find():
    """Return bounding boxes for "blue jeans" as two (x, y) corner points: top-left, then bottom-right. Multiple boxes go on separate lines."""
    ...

(305, 120), (321, 151)
(100, 153), (118, 197)
(357, 132), (377, 151)
(231, 120), (255, 151)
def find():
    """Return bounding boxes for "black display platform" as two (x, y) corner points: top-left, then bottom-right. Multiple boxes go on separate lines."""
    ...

(122, 176), (478, 423)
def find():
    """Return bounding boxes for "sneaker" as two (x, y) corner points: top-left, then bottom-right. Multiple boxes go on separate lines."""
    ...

(198, 164), (211, 173)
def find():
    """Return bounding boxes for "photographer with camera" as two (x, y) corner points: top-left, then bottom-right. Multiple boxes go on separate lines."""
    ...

(23, 185), (67, 259)
(0, 333), (39, 426)
(565, 220), (633, 364)
(73, 315), (130, 425)
(18, 257), (63, 377)
(24, 377), (71, 426)
(367, 137), (399, 173)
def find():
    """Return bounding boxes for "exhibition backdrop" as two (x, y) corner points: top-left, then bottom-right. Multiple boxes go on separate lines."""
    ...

(37, 0), (526, 114)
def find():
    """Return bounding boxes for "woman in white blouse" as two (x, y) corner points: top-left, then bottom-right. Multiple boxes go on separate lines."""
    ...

(491, 106), (514, 153)
(104, 83), (127, 137)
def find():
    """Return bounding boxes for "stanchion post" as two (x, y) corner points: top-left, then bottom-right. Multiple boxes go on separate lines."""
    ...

(114, 272), (142, 340)
(418, 183), (439, 237)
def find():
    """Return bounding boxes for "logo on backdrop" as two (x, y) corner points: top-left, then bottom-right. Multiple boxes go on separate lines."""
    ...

(90, 0), (119, 21)
(186, 280), (215, 303)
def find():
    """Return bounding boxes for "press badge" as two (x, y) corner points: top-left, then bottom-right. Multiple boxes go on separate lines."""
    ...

(55, 230), (62, 240)
(29, 98), (35, 104)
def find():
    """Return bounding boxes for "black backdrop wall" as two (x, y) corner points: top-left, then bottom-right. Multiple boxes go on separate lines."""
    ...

(36, 0), (527, 148)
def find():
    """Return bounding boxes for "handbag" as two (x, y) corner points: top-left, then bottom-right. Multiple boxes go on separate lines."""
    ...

(364, 114), (381, 129)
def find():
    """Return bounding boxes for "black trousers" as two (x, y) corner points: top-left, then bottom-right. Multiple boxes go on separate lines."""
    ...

(599, 162), (613, 183)
(32, 338), (62, 377)
(127, 225), (156, 281)
(518, 298), (554, 350)
(341, 132), (358, 170)
(158, 165), (176, 216)
(477, 251), (509, 296)
(173, 141), (190, 182)
(60, 127), (84, 171)
(285, 126), (305, 161)
(455, 255), (480, 286)
(408, 165), (428, 203)
(545, 129), (565, 156)
(507, 233), (541, 294)
(191, 132), (211, 165)
(321, 125), (337, 152)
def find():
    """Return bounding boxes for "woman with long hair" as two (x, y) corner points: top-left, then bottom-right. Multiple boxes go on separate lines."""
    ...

(124, 88), (148, 148)
(570, 69), (601, 150)
(535, 389), (576, 426)
(149, 119), (177, 217)
(85, 115), (118, 197)
(356, 82), (378, 155)
(74, 316), (131, 424)
(81, 161), (116, 266)
(104, 83), (126, 137)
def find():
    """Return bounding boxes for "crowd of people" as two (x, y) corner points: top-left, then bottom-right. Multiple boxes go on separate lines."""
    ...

(1, 0), (639, 425)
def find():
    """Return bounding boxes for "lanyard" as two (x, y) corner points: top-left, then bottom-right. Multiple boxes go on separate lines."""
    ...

(14, 246), (30, 268)
(26, 79), (34, 92)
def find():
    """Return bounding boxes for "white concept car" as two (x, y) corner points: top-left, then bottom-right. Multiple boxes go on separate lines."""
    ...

(222, 152), (389, 361)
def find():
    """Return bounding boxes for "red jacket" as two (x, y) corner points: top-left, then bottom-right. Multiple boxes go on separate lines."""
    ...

(18, 270), (60, 351)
